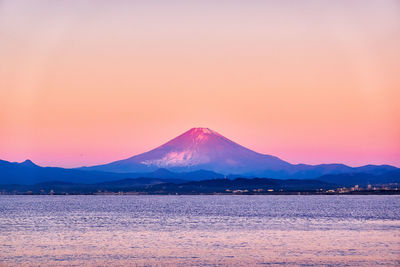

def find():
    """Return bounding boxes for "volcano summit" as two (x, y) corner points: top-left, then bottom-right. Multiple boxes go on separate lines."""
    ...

(84, 127), (290, 175)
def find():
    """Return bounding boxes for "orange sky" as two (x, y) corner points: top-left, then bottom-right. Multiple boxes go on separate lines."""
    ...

(1, 1), (399, 167)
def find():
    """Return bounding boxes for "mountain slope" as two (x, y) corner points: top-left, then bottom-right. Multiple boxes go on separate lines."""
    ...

(82, 127), (397, 178)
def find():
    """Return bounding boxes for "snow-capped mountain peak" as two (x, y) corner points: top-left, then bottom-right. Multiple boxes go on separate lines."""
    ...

(81, 127), (397, 178)
(87, 127), (290, 174)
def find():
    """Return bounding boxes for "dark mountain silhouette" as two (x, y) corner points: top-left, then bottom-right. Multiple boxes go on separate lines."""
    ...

(146, 178), (336, 194)
(0, 159), (223, 185)
(315, 170), (400, 187)
(1, 159), (398, 194)
(0, 177), (336, 194)
(0, 177), (184, 194)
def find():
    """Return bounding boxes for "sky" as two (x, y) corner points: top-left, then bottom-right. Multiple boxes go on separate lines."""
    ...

(0, 0), (399, 168)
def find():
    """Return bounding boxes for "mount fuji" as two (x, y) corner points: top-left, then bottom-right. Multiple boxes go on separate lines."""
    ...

(81, 127), (396, 178)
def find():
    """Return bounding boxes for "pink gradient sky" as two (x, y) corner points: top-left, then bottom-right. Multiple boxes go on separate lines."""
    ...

(1, 1), (399, 168)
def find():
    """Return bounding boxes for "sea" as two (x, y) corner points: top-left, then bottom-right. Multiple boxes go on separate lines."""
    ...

(0, 195), (399, 266)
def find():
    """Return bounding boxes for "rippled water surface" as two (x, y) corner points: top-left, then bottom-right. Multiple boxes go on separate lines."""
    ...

(0, 195), (399, 266)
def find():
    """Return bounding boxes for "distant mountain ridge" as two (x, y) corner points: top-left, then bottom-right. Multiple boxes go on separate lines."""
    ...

(0, 158), (399, 189)
(0, 127), (398, 184)
(81, 127), (397, 178)
(0, 159), (223, 185)
(315, 170), (400, 187)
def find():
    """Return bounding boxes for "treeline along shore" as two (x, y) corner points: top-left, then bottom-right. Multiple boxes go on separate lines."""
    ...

(1, 177), (398, 195)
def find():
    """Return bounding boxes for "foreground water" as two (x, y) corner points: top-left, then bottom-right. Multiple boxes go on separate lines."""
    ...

(0, 195), (399, 266)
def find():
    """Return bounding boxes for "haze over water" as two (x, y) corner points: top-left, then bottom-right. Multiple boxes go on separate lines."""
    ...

(0, 195), (399, 266)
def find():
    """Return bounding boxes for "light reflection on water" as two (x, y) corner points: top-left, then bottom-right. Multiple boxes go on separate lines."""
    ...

(0, 195), (399, 266)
